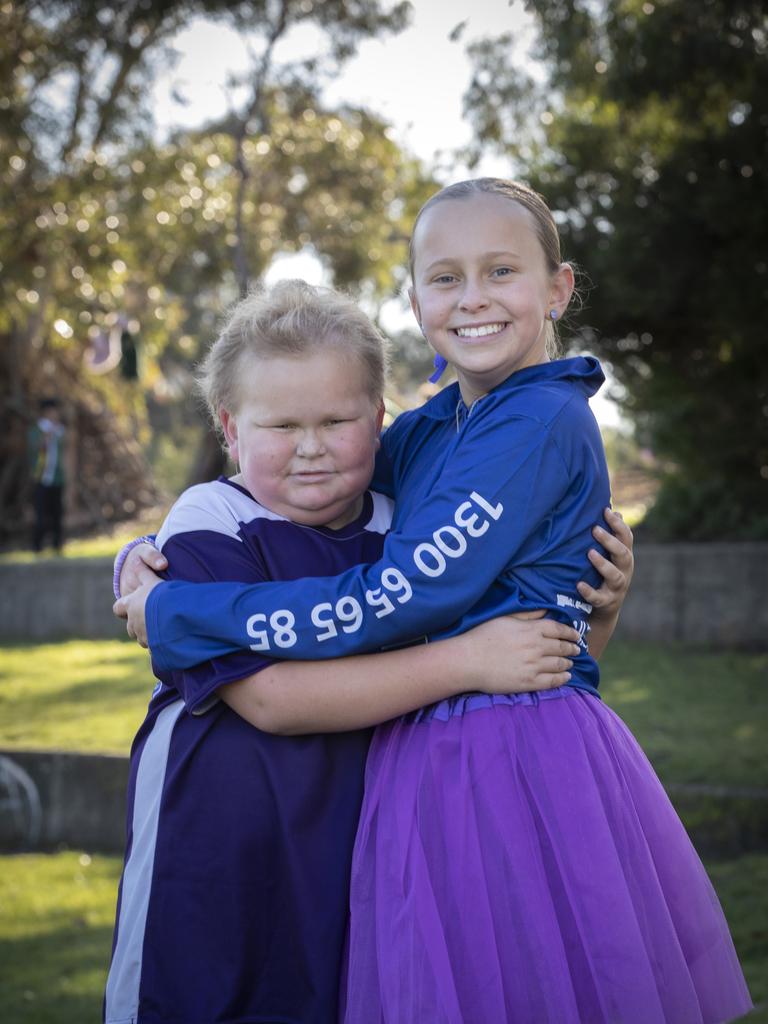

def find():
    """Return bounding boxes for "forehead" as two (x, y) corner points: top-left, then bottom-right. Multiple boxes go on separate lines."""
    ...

(234, 346), (373, 409)
(413, 193), (542, 268)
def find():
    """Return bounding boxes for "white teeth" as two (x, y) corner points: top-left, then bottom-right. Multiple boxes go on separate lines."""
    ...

(455, 323), (506, 338)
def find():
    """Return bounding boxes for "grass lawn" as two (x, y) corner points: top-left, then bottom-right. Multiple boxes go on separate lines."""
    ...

(598, 641), (767, 790)
(0, 531), (141, 565)
(0, 850), (764, 1024)
(0, 510), (168, 565)
(0, 639), (152, 754)
(0, 637), (765, 788)
(0, 637), (765, 1021)
(0, 851), (121, 1024)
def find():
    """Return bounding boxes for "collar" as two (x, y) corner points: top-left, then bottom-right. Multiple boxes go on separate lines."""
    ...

(415, 356), (604, 425)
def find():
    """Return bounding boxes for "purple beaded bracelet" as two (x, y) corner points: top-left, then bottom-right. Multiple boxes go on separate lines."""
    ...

(112, 534), (157, 600)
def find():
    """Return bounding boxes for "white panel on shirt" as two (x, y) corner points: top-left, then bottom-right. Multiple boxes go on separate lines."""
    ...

(155, 480), (286, 551)
(155, 479), (394, 551)
(367, 491), (395, 535)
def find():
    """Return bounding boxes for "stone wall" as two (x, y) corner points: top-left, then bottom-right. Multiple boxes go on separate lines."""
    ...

(0, 544), (766, 648)
(610, 542), (768, 649)
(0, 545), (765, 855)
(0, 748), (128, 853)
(0, 557), (123, 641)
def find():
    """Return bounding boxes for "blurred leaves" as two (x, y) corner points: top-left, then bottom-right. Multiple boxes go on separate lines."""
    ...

(462, 0), (768, 538)
(0, 0), (435, 533)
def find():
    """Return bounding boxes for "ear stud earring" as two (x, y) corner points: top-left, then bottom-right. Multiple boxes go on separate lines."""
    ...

(549, 309), (559, 321)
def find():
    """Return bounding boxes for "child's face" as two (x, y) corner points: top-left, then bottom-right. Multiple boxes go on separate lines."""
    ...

(220, 347), (384, 529)
(409, 193), (573, 404)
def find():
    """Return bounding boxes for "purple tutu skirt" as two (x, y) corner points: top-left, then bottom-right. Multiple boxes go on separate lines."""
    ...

(342, 688), (752, 1024)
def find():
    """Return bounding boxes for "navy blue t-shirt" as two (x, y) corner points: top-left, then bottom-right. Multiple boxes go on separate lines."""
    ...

(105, 480), (393, 1024)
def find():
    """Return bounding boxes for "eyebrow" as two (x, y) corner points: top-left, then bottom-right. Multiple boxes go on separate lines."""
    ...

(422, 250), (522, 274)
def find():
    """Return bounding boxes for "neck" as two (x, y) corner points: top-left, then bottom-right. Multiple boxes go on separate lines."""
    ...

(457, 357), (551, 406)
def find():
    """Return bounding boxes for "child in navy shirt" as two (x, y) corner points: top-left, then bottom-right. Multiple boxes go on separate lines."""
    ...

(105, 279), (593, 1024)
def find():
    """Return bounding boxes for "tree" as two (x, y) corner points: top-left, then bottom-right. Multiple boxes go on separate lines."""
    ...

(0, 0), (430, 545)
(461, 0), (768, 539)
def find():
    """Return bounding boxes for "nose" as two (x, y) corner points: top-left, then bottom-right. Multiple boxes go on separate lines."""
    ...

(458, 277), (490, 313)
(296, 429), (326, 458)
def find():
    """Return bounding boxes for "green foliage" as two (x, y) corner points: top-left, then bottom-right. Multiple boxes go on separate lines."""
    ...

(462, 0), (768, 538)
(0, 0), (436, 539)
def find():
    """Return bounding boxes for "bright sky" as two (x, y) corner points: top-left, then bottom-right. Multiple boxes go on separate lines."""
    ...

(153, 0), (534, 169)
(152, 1), (623, 425)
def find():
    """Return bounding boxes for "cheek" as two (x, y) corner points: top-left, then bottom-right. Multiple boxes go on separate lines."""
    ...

(419, 295), (446, 325)
(243, 442), (287, 476)
(338, 432), (377, 470)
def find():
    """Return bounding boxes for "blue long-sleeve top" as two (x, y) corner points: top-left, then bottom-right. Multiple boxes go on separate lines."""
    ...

(146, 357), (611, 696)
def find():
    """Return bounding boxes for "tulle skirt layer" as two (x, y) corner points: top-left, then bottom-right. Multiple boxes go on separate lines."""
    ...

(342, 688), (751, 1024)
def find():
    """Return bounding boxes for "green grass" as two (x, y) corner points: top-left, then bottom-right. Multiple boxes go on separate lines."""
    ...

(0, 640), (153, 754)
(0, 638), (765, 1021)
(0, 508), (168, 564)
(0, 531), (140, 564)
(599, 641), (767, 789)
(1, 638), (765, 790)
(0, 850), (763, 1024)
(0, 851), (121, 1024)
(708, 854), (768, 1018)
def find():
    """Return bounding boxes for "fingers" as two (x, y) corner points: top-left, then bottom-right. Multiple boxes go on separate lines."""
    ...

(528, 658), (574, 691)
(135, 562), (163, 585)
(603, 507), (634, 547)
(537, 670), (573, 690)
(587, 546), (625, 587)
(113, 598), (127, 620)
(139, 545), (167, 571)
(591, 526), (632, 568)
(538, 655), (575, 674)
(538, 620), (582, 645)
(576, 579), (600, 604)
(577, 573), (619, 608)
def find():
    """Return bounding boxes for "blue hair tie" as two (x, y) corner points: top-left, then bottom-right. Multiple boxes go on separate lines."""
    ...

(428, 353), (449, 383)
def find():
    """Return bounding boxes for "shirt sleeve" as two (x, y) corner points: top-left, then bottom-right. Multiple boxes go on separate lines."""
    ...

(147, 407), (575, 673)
(369, 437), (395, 497)
(150, 504), (277, 712)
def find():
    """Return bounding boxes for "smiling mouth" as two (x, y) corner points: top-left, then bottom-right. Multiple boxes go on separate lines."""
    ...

(453, 322), (507, 338)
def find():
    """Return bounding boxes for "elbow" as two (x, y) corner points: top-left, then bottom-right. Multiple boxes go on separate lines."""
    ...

(239, 675), (306, 736)
(254, 707), (301, 736)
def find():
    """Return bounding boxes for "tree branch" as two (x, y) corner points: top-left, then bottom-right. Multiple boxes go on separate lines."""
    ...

(232, 0), (290, 297)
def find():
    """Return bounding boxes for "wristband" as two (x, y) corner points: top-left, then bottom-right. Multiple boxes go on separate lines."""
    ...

(112, 534), (158, 600)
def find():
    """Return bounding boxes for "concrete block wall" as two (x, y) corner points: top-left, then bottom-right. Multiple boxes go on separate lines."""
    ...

(0, 544), (766, 648)
(0, 748), (128, 853)
(613, 542), (768, 649)
(0, 545), (765, 854)
(0, 557), (124, 641)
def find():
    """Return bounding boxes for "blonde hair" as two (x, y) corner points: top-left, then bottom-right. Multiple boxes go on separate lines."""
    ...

(409, 177), (573, 358)
(197, 279), (388, 434)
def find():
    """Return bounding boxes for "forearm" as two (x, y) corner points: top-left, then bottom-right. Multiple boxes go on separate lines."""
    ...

(219, 635), (475, 735)
(146, 428), (565, 671)
(588, 608), (621, 660)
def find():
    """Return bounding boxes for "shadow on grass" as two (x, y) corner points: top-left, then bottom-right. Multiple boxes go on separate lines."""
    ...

(0, 924), (112, 1024)
(0, 640), (153, 753)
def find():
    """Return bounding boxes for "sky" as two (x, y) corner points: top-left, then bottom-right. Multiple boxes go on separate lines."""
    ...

(153, 0), (534, 170)
(151, 1), (623, 425)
